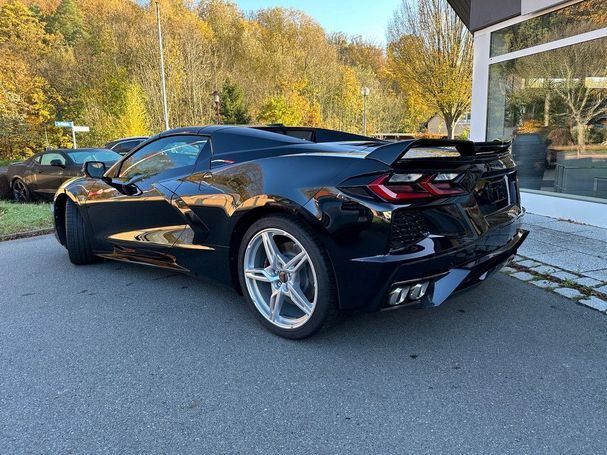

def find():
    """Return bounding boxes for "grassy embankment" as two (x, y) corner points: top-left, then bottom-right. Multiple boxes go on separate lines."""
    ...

(0, 201), (53, 237)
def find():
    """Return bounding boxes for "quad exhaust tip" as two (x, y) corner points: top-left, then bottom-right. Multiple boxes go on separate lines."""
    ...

(387, 281), (429, 307)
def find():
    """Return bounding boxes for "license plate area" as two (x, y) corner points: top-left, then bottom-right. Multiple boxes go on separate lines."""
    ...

(475, 173), (517, 215)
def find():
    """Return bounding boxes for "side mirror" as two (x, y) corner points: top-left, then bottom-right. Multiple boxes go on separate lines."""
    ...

(50, 159), (65, 168)
(83, 161), (107, 179)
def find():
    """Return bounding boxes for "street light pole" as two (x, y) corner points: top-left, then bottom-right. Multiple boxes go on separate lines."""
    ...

(212, 90), (221, 124)
(361, 87), (370, 136)
(155, 1), (170, 131)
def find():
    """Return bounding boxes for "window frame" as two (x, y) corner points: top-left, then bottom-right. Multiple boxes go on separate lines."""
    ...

(115, 133), (212, 181)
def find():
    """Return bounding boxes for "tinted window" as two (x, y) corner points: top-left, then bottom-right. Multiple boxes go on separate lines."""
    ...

(119, 135), (208, 179)
(40, 152), (66, 166)
(33, 155), (41, 163)
(284, 130), (313, 141)
(67, 149), (121, 164)
(490, 0), (607, 57)
(113, 140), (142, 154)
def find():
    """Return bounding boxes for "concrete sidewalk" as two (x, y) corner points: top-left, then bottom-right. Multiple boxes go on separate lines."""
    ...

(503, 213), (607, 312)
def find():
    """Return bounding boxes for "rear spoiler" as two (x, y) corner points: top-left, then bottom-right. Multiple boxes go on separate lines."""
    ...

(366, 139), (511, 166)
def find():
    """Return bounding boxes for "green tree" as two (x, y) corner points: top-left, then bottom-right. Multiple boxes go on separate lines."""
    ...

(46, 0), (85, 45)
(220, 81), (251, 124)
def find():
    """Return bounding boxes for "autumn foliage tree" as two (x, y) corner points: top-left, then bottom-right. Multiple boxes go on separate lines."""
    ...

(0, 0), (431, 159)
(388, 0), (473, 139)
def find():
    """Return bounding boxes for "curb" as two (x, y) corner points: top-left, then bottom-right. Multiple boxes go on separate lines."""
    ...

(502, 255), (607, 315)
(0, 228), (55, 242)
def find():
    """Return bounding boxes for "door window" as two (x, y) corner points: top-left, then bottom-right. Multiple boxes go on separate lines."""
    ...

(40, 152), (66, 166)
(119, 135), (208, 179)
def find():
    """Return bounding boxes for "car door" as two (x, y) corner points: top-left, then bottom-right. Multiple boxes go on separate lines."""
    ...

(35, 151), (68, 197)
(19, 154), (42, 191)
(83, 134), (211, 262)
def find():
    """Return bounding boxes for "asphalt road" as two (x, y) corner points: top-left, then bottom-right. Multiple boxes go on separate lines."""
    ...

(1, 235), (607, 454)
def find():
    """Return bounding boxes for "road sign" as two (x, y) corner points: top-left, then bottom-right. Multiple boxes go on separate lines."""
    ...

(54, 121), (73, 128)
(72, 126), (90, 133)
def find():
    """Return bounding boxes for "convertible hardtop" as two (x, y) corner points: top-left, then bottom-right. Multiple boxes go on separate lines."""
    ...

(152, 125), (512, 166)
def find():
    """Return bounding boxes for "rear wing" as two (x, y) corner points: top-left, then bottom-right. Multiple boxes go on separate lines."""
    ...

(366, 139), (511, 166)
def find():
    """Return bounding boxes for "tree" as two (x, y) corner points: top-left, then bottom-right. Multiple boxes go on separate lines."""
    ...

(388, 0), (472, 139)
(528, 39), (607, 154)
(45, 0), (85, 45)
(220, 81), (251, 124)
(116, 83), (149, 137)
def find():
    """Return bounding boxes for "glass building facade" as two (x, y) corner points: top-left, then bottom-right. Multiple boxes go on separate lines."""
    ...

(483, 0), (607, 201)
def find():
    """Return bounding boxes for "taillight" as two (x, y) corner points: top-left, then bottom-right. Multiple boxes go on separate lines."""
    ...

(367, 173), (465, 202)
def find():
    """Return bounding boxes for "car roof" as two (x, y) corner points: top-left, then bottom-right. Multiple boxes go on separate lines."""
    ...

(153, 125), (379, 155)
(54, 148), (116, 152)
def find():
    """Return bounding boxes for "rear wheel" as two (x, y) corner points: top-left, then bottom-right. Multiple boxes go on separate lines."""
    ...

(238, 215), (337, 339)
(12, 178), (31, 203)
(65, 199), (96, 265)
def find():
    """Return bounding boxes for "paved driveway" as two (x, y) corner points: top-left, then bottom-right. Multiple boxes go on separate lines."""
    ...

(1, 235), (607, 454)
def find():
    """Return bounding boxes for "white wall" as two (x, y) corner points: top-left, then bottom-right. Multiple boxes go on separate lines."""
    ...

(522, 191), (607, 227)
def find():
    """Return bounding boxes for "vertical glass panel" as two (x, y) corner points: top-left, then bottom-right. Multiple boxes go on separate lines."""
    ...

(487, 37), (607, 200)
(490, 0), (607, 57)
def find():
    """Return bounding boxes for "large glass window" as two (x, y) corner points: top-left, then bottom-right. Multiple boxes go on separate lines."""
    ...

(487, 37), (607, 200)
(490, 0), (607, 57)
(120, 135), (209, 179)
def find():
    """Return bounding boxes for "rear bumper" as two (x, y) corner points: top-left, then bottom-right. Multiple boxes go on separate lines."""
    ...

(334, 220), (527, 311)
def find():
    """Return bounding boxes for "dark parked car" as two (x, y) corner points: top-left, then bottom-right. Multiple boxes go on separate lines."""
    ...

(104, 136), (148, 155)
(53, 126), (527, 338)
(7, 148), (121, 202)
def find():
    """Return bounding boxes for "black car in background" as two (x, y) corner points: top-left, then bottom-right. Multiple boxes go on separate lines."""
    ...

(7, 148), (121, 202)
(53, 126), (526, 338)
(104, 136), (148, 155)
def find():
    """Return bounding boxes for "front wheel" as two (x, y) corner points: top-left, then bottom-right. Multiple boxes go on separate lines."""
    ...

(12, 178), (31, 202)
(65, 199), (96, 265)
(238, 215), (337, 339)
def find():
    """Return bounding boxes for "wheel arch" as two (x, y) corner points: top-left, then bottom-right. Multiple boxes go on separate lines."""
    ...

(53, 191), (78, 246)
(227, 202), (336, 295)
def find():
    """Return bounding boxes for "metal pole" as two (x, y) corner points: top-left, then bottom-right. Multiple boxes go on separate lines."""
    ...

(363, 96), (367, 136)
(156, 1), (170, 131)
(71, 124), (77, 149)
(361, 87), (369, 136)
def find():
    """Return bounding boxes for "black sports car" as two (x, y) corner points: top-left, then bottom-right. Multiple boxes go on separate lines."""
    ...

(104, 136), (148, 155)
(53, 126), (527, 339)
(7, 148), (121, 202)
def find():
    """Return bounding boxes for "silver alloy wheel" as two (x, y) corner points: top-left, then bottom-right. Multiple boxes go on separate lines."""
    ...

(243, 228), (318, 330)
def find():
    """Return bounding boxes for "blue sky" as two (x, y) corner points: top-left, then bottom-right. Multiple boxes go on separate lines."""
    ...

(234, 0), (402, 45)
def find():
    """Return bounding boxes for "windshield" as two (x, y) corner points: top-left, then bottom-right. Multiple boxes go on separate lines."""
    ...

(67, 149), (121, 164)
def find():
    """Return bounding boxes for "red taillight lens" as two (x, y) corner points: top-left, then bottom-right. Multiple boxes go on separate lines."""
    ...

(367, 173), (465, 202)
(368, 175), (431, 201)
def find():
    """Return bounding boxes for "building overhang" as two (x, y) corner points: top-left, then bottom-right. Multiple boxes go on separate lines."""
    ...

(447, 0), (570, 32)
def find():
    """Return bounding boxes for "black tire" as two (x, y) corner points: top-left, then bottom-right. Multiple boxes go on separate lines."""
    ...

(65, 199), (96, 265)
(12, 178), (32, 203)
(238, 214), (337, 339)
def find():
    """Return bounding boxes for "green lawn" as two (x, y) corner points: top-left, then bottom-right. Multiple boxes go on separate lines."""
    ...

(0, 201), (53, 237)
(0, 159), (15, 167)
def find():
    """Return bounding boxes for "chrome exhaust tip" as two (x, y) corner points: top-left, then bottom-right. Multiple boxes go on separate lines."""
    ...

(387, 286), (410, 306)
(408, 282), (429, 301)
(387, 281), (430, 307)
